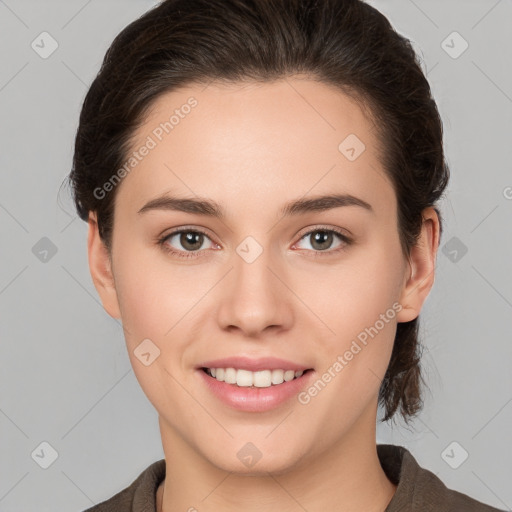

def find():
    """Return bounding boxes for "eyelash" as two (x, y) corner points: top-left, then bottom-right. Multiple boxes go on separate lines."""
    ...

(157, 226), (353, 260)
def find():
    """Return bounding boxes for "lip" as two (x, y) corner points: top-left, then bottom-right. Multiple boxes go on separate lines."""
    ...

(196, 356), (312, 372)
(197, 367), (315, 412)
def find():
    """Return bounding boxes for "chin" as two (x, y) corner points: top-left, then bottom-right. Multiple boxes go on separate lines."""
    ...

(206, 445), (306, 476)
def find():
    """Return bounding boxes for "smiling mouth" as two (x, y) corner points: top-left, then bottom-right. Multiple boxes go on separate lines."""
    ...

(201, 367), (313, 388)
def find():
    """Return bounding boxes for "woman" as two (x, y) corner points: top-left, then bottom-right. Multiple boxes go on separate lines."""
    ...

(68, 0), (504, 510)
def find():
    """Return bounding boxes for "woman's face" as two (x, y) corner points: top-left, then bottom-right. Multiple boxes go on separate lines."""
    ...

(89, 77), (432, 474)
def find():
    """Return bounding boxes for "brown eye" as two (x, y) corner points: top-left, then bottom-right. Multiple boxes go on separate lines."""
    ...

(159, 228), (215, 258)
(295, 228), (350, 253)
(177, 231), (205, 251)
(309, 230), (335, 251)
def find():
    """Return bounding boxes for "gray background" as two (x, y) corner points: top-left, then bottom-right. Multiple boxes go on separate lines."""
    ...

(0, 0), (511, 510)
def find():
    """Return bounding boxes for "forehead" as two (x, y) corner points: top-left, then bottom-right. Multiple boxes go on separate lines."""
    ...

(117, 77), (394, 215)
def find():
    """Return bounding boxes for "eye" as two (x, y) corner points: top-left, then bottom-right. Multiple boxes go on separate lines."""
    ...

(157, 226), (352, 260)
(293, 227), (352, 255)
(158, 228), (217, 259)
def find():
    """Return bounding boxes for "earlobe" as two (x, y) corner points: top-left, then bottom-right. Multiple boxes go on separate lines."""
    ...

(87, 212), (122, 319)
(396, 207), (440, 323)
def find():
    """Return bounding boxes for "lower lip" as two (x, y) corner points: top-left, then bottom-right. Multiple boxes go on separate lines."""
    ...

(197, 368), (315, 412)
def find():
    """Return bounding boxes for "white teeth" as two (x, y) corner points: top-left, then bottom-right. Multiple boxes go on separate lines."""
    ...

(284, 370), (295, 382)
(236, 369), (253, 387)
(271, 369), (284, 385)
(253, 370), (272, 387)
(224, 367), (237, 384)
(205, 367), (307, 387)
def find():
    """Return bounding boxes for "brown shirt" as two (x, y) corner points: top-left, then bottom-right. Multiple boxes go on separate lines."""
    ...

(82, 444), (505, 511)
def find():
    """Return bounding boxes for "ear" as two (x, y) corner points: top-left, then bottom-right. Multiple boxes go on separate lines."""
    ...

(396, 207), (440, 323)
(87, 211), (121, 319)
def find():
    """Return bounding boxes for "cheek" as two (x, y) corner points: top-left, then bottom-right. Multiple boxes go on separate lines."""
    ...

(310, 236), (405, 389)
(111, 247), (213, 402)
(312, 238), (405, 333)
(112, 247), (201, 339)
(111, 249), (196, 409)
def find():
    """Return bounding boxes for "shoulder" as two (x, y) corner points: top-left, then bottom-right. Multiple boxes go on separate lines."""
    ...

(82, 459), (166, 512)
(377, 444), (505, 512)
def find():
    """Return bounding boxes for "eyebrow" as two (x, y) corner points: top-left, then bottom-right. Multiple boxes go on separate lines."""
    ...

(137, 193), (373, 218)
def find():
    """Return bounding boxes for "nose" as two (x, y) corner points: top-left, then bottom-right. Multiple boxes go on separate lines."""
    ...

(216, 244), (294, 337)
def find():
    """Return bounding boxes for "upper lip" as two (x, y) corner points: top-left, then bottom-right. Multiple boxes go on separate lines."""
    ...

(197, 356), (312, 372)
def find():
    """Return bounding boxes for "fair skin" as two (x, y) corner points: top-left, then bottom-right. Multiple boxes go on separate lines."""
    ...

(87, 77), (439, 512)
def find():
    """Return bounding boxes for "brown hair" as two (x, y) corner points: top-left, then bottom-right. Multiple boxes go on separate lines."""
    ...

(67, 0), (449, 423)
